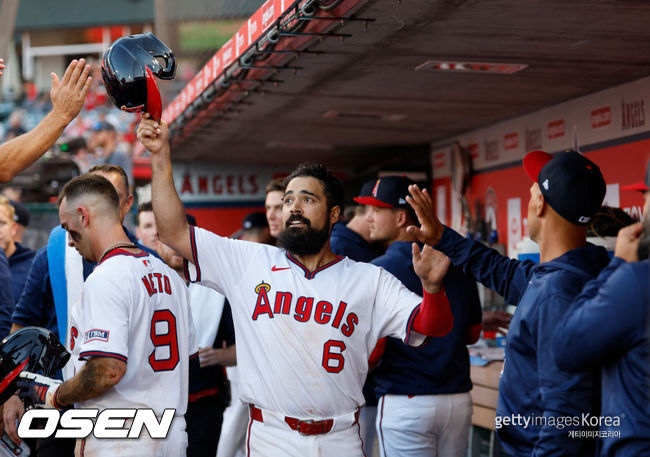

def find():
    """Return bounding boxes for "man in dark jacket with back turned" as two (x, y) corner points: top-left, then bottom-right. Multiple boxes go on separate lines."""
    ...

(552, 167), (650, 457)
(406, 150), (611, 457)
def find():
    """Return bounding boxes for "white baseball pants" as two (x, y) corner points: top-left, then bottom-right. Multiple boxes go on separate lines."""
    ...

(246, 406), (365, 457)
(376, 392), (472, 457)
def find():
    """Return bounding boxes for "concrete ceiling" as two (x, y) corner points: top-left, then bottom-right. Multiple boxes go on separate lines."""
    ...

(168, 0), (650, 175)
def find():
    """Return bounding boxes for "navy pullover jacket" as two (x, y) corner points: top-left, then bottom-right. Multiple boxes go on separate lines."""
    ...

(8, 242), (35, 304)
(553, 258), (650, 457)
(0, 249), (13, 339)
(330, 222), (382, 263)
(435, 227), (610, 457)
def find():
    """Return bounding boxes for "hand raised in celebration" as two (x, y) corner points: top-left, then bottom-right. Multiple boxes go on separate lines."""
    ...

(50, 58), (92, 123)
(412, 244), (450, 294)
(137, 112), (170, 154)
(405, 184), (445, 246)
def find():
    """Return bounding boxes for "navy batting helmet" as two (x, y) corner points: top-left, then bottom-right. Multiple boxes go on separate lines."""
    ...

(0, 327), (69, 405)
(101, 33), (176, 122)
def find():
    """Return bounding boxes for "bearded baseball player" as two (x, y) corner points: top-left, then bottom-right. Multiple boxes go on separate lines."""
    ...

(137, 113), (459, 456)
(17, 174), (198, 457)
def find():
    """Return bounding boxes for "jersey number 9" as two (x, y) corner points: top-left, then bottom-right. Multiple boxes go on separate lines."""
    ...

(149, 309), (180, 372)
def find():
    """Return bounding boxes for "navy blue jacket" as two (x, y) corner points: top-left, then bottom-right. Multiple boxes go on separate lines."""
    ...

(330, 222), (382, 263)
(12, 227), (157, 336)
(12, 247), (58, 334)
(553, 258), (650, 457)
(8, 243), (35, 304)
(0, 248), (13, 339)
(368, 241), (482, 396)
(435, 227), (610, 457)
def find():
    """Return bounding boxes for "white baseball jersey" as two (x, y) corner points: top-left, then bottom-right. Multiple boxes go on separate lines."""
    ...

(68, 248), (198, 417)
(183, 226), (425, 418)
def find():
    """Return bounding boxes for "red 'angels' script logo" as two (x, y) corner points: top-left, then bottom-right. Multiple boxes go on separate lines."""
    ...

(271, 265), (290, 271)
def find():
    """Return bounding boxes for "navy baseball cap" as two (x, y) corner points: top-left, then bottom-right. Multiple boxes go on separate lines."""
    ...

(353, 176), (415, 208)
(620, 161), (650, 193)
(357, 180), (375, 199)
(523, 150), (606, 225)
(242, 212), (268, 230)
(231, 212), (267, 239)
(9, 200), (29, 227)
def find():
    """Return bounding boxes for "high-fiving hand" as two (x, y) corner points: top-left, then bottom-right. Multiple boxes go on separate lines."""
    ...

(50, 58), (93, 124)
(405, 184), (445, 246)
(412, 244), (450, 294)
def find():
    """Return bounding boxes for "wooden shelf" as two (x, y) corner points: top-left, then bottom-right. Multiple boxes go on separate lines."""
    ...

(470, 361), (503, 431)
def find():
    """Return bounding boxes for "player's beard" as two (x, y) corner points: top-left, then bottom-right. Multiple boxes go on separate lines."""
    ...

(637, 211), (650, 260)
(278, 214), (330, 256)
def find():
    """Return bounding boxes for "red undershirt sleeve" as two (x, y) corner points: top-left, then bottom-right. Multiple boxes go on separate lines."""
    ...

(411, 288), (454, 337)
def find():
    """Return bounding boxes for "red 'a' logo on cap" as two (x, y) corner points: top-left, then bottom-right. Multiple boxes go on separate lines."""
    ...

(372, 179), (381, 197)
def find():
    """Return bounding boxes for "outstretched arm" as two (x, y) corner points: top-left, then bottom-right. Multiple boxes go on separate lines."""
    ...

(0, 59), (92, 182)
(137, 113), (192, 261)
(406, 184), (534, 305)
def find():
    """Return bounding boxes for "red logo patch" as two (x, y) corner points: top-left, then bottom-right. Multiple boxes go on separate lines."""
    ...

(371, 179), (381, 197)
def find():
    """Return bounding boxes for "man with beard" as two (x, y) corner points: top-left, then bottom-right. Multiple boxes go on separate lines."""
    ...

(553, 166), (650, 457)
(138, 113), (457, 457)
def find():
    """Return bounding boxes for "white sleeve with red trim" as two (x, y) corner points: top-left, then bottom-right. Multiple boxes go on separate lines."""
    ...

(183, 225), (267, 296)
(373, 267), (427, 347)
(76, 266), (132, 363)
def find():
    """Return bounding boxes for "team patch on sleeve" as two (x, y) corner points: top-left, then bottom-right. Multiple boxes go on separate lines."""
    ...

(84, 329), (110, 344)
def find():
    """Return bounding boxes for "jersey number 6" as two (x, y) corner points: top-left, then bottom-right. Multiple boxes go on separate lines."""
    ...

(149, 309), (180, 372)
(322, 339), (346, 373)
